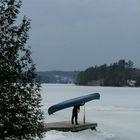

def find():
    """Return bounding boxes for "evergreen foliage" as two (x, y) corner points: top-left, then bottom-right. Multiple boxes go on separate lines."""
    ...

(76, 60), (140, 87)
(0, 0), (44, 139)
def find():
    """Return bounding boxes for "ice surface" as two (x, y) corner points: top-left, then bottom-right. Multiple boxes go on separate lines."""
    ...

(41, 84), (140, 140)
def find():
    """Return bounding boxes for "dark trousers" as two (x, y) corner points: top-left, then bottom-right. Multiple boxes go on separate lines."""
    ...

(71, 112), (78, 124)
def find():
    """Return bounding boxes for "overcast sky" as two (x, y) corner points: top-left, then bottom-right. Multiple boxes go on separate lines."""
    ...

(21, 0), (140, 71)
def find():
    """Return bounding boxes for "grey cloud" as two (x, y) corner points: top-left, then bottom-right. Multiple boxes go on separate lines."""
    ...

(22, 0), (140, 70)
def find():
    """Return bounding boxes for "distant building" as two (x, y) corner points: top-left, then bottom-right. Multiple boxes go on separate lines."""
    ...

(127, 80), (136, 87)
(55, 75), (73, 83)
(87, 80), (104, 86)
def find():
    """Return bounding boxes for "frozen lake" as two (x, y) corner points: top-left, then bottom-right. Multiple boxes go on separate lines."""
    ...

(41, 84), (140, 140)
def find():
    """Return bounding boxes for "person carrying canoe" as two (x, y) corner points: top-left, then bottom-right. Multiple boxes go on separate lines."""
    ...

(71, 105), (80, 125)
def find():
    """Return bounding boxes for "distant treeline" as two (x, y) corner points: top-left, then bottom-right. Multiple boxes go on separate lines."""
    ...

(36, 71), (79, 83)
(75, 60), (140, 87)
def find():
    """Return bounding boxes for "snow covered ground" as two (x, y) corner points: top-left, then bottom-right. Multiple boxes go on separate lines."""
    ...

(40, 84), (140, 140)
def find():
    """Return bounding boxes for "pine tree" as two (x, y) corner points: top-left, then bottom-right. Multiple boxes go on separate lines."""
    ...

(0, 0), (44, 139)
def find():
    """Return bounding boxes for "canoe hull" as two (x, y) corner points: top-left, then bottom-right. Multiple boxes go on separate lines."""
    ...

(48, 93), (100, 115)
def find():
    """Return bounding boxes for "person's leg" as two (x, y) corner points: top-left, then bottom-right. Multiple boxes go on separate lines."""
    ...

(75, 113), (79, 125)
(71, 113), (74, 124)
